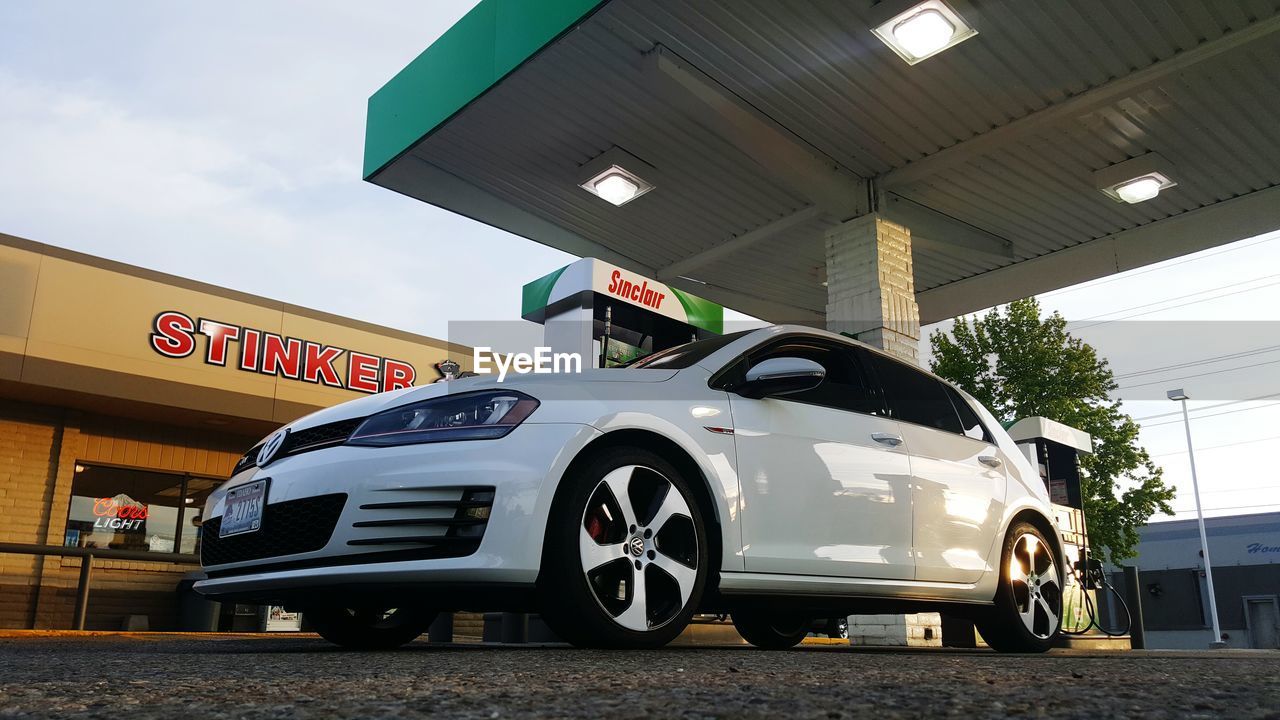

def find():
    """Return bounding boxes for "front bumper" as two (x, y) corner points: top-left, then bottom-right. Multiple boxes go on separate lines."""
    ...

(194, 422), (598, 603)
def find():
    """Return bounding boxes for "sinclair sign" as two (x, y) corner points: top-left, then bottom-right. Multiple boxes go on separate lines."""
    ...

(521, 257), (724, 334)
(149, 311), (418, 394)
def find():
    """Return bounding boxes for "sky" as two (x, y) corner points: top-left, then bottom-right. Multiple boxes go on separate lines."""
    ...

(2, 2), (1276, 523)
(0, 0), (572, 335)
(921, 233), (1280, 523)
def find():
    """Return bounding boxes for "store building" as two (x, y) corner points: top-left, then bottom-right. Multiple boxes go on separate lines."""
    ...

(0, 233), (470, 630)
(1104, 512), (1280, 649)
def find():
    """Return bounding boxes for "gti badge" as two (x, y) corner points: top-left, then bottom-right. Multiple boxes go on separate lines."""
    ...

(257, 428), (290, 467)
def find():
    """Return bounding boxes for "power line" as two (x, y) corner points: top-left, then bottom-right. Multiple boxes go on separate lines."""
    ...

(1199, 485), (1280, 494)
(1116, 358), (1280, 390)
(1165, 503), (1280, 515)
(1040, 233), (1280, 299)
(1071, 278), (1280, 331)
(1132, 391), (1280, 421)
(1151, 433), (1280, 457)
(1140, 401), (1280, 428)
(1115, 344), (1280, 379)
(1073, 273), (1280, 323)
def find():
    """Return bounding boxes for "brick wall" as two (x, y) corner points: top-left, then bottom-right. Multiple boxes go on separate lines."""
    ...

(0, 402), (62, 628)
(0, 399), (251, 629)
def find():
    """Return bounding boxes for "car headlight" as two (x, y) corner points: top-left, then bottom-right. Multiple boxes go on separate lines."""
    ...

(346, 390), (539, 447)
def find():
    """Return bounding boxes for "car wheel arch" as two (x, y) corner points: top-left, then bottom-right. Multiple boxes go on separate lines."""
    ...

(543, 428), (725, 596)
(1001, 509), (1065, 586)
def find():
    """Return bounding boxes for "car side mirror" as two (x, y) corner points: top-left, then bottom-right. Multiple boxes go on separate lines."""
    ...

(737, 357), (826, 399)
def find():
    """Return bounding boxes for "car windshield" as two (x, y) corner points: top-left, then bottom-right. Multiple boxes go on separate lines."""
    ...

(624, 330), (754, 370)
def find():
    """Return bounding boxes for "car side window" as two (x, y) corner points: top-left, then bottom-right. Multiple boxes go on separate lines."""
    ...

(944, 385), (993, 443)
(743, 339), (883, 416)
(868, 353), (965, 435)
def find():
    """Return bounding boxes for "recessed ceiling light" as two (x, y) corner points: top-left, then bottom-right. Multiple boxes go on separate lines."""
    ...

(894, 10), (954, 58)
(594, 173), (640, 205)
(1093, 154), (1178, 204)
(1100, 172), (1176, 204)
(872, 1), (977, 65)
(579, 164), (654, 207)
(1114, 176), (1164, 204)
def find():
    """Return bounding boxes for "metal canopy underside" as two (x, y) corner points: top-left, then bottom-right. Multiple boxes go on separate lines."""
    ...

(366, 0), (1280, 323)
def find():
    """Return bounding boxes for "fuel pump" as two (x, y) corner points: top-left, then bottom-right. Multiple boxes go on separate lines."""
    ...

(1006, 417), (1131, 639)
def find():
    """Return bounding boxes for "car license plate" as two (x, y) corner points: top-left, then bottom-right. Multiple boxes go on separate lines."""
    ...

(220, 479), (268, 538)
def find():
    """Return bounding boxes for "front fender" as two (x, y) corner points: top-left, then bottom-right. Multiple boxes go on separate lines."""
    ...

(574, 407), (744, 573)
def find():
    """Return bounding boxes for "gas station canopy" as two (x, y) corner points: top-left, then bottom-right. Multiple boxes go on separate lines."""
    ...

(364, 0), (1280, 324)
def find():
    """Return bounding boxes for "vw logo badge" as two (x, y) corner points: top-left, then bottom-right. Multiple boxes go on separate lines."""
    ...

(628, 535), (645, 557)
(257, 428), (289, 467)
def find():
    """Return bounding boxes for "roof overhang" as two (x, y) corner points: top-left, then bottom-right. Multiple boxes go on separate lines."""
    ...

(365, 0), (1280, 323)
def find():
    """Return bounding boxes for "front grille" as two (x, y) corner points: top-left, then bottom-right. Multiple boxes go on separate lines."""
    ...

(227, 418), (363, 477)
(280, 419), (363, 457)
(200, 493), (347, 567)
(230, 445), (261, 476)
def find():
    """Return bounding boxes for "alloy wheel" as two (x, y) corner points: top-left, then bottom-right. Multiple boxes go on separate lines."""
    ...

(579, 464), (699, 632)
(1008, 532), (1061, 639)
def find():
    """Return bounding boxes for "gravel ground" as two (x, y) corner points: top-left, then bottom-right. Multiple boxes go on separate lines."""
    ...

(0, 635), (1276, 719)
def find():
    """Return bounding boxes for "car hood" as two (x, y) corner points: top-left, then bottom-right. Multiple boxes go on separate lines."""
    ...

(278, 368), (678, 434)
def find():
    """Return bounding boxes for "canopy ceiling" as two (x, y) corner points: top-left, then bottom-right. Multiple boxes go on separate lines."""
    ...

(365, 0), (1280, 323)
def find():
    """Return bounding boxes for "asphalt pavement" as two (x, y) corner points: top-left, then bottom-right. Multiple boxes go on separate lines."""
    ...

(0, 634), (1276, 719)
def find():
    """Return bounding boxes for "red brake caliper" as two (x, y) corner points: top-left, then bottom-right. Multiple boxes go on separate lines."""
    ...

(585, 511), (606, 543)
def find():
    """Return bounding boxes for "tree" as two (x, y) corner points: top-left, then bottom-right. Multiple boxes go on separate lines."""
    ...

(929, 297), (1174, 563)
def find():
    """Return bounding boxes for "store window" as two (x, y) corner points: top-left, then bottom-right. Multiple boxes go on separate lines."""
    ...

(63, 464), (217, 555)
(179, 476), (221, 553)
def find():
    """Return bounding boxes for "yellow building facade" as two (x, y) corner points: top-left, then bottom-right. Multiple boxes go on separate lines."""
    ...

(0, 233), (469, 629)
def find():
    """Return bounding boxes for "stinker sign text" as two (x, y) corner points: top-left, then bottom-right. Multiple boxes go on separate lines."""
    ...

(149, 311), (417, 394)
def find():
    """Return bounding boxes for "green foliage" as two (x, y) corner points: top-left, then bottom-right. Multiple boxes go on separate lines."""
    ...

(929, 298), (1175, 562)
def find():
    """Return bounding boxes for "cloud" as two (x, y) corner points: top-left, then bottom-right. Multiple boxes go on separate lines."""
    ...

(0, 1), (575, 340)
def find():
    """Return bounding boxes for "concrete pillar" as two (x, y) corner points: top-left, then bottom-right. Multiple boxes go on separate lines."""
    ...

(844, 612), (942, 648)
(824, 214), (920, 364)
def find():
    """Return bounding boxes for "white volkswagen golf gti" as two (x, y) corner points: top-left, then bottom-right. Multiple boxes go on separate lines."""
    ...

(196, 326), (1065, 652)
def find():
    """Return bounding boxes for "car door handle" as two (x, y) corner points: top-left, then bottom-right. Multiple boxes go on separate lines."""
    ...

(979, 455), (1002, 468)
(871, 432), (903, 447)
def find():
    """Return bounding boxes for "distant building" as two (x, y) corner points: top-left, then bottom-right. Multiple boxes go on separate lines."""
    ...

(1105, 512), (1280, 649)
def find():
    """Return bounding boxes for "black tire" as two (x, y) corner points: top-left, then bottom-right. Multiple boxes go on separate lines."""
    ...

(307, 606), (437, 650)
(540, 447), (709, 648)
(976, 521), (1062, 653)
(731, 609), (810, 649)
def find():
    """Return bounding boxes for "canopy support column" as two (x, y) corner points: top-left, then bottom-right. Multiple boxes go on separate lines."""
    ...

(824, 214), (920, 365)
